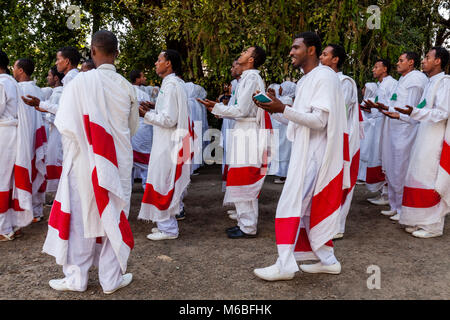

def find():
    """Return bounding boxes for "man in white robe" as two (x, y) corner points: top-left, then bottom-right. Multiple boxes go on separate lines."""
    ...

(320, 44), (360, 239)
(366, 52), (427, 221)
(13, 58), (47, 223)
(138, 49), (192, 241)
(129, 70), (153, 190)
(253, 32), (348, 281)
(198, 46), (270, 239)
(0, 51), (34, 241)
(383, 47), (450, 238)
(361, 59), (397, 205)
(42, 30), (138, 293)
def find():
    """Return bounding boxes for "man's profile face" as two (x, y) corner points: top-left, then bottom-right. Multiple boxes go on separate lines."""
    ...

(55, 51), (68, 74)
(238, 47), (254, 67)
(372, 61), (386, 79)
(231, 61), (241, 78)
(12, 60), (21, 80)
(319, 46), (336, 68)
(137, 72), (147, 86)
(396, 54), (412, 74)
(155, 52), (169, 77)
(289, 38), (308, 69)
(47, 69), (56, 86)
(421, 49), (438, 74)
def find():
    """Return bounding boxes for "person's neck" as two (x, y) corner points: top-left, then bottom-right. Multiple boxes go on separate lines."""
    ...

(18, 76), (31, 82)
(160, 70), (174, 79)
(0, 68), (6, 74)
(95, 59), (115, 70)
(377, 73), (388, 82)
(64, 66), (77, 75)
(240, 64), (255, 73)
(54, 82), (62, 88)
(427, 68), (442, 78)
(401, 68), (414, 77)
(302, 58), (319, 75)
(332, 65), (339, 73)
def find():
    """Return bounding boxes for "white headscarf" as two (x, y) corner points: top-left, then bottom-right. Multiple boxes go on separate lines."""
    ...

(363, 82), (377, 101)
(268, 83), (281, 99)
(280, 81), (296, 99)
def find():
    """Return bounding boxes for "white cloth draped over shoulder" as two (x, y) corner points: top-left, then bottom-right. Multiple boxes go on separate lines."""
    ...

(274, 65), (349, 274)
(0, 74), (35, 229)
(138, 74), (192, 222)
(212, 69), (272, 205)
(43, 65), (137, 273)
(400, 72), (450, 228)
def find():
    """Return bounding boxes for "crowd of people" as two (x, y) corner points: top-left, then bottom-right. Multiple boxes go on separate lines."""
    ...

(0, 29), (448, 293)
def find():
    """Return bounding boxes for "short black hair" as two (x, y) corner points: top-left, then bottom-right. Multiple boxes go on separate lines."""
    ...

(327, 44), (346, 69)
(401, 51), (420, 69)
(0, 50), (9, 70)
(162, 49), (182, 76)
(430, 46), (449, 70)
(82, 59), (95, 69)
(294, 31), (322, 58)
(129, 69), (142, 84)
(58, 46), (81, 67)
(376, 58), (391, 73)
(92, 30), (118, 56)
(250, 46), (266, 69)
(16, 58), (35, 76)
(50, 65), (65, 82)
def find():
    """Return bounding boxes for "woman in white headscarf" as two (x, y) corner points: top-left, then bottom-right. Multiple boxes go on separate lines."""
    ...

(357, 82), (378, 182)
(268, 81), (296, 183)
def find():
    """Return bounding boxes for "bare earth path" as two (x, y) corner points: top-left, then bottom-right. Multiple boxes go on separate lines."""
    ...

(1, 164), (449, 300)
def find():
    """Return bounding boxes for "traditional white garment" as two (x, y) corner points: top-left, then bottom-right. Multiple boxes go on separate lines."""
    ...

(18, 81), (47, 219)
(197, 85), (209, 151)
(274, 65), (349, 274)
(41, 87), (53, 101)
(358, 82), (377, 181)
(364, 76), (397, 191)
(381, 70), (428, 215)
(0, 74), (34, 235)
(220, 79), (238, 185)
(43, 86), (64, 192)
(337, 72), (360, 234)
(42, 64), (138, 291)
(212, 69), (271, 235)
(399, 72), (450, 234)
(138, 73), (192, 231)
(131, 86), (153, 189)
(268, 81), (295, 177)
(185, 82), (205, 172)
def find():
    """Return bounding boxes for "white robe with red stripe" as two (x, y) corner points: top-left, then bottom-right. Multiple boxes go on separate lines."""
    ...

(43, 86), (63, 192)
(0, 74), (34, 231)
(212, 69), (271, 205)
(43, 66), (136, 273)
(400, 73), (450, 229)
(338, 72), (360, 233)
(138, 73), (192, 222)
(274, 65), (348, 274)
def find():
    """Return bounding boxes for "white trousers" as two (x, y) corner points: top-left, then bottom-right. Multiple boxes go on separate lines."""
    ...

(0, 209), (14, 234)
(156, 216), (179, 236)
(419, 217), (446, 235)
(235, 199), (258, 235)
(62, 172), (123, 292)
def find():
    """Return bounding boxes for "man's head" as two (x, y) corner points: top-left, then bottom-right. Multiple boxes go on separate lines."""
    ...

(0, 50), (9, 74)
(372, 59), (391, 80)
(56, 47), (81, 74)
(396, 52), (419, 75)
(81, 59), (95, 72)
(290, 31), (322, 69)
(320, 44), (346, 71)
(47, 65), (64, 87)
(237, 46), (266, 71)
(422, 47), (449, 76)
(91, 30), (119, 67)
(155, 49), (182, 78)
(231, 58), (242, 79)
(13, 58), (34, 81)
(129, 69), (147, 86)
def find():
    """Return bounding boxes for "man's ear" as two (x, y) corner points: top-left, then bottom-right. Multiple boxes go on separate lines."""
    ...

(91, 46), (97, 57)
(308, 46), (316, 57)
(114, 50), (119, 59)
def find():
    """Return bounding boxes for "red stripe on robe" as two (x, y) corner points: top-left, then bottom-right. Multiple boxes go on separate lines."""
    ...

(275, 217), (300, 245)
(133, 150), (150, 165)
(14, 165), (32, 193)
(366, 166), (385, 184)
(35, 126), (47, 150)
(46, 165), (62, 180)
(440, 141), (450, 174)
(343, 134), (350, 162)
(119, 211), (134, 249)
(83, 115), (118, 167)
(342, 151), (360, 202)
(48, 200), (70, 241)
(310, 169), (344, 229)
(402, 186), (441, 208)
(226, 166), (266, 187)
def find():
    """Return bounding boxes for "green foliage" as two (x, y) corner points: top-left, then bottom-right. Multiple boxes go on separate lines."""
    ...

(0, 0), (448, 93)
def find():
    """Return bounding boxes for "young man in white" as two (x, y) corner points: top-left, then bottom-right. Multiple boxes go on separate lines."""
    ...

(42, 30), (138, 294)
(366, 52), (427, 221)
(253, 32), (348, 281)
(138, 49), (192, 241)
(198, 46), (270, 239)
(361, 60), (397, 205)
(383, 47), (450, 238)
(319, 44), (360, 240)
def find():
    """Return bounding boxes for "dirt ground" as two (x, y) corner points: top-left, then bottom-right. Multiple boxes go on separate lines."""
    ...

(1, 164), (449, 300)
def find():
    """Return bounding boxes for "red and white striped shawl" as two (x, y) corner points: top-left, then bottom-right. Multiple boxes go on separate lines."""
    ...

(0, 74), (35, 227)
(400, 75), (450, 227)
(275, 66), (349, 271)
(43, 69), (134, 272)
(138, 74), (192, 222)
